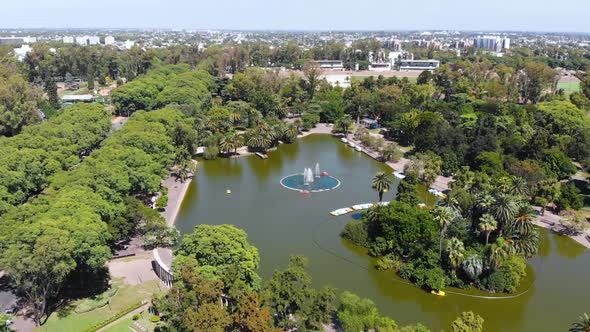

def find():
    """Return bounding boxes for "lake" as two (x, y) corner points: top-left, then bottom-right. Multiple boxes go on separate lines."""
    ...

(175, 134), (590, 331)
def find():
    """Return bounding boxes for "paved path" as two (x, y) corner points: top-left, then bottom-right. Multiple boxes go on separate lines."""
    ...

(532, 208), (590, 248)
(160, 173), (193, 227)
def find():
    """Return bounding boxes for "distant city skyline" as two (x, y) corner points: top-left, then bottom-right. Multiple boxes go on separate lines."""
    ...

(2, 0), (589, 33)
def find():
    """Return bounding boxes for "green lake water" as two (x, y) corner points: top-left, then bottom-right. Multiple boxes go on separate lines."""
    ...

(175, 134), (590, 331)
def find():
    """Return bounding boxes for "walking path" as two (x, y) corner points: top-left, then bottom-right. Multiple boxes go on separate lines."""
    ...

(532, 208), (590, 248)
(160, 171), (194, 227)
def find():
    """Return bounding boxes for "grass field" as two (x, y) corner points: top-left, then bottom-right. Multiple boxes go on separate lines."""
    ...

(557, 81), (580, 94)
(35, 279), (162, 332)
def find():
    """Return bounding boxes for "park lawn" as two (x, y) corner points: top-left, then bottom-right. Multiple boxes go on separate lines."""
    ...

(35, 279), (162, 332)
(557, 81), (580, 94)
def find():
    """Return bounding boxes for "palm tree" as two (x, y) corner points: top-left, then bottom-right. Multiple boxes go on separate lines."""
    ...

(474, 193), (495, 217)
(490, 193), (518, 233)
(478, 214), (497, 245)
(507, 204), (536, 235)
(336, 114), (353, 138)
(505, 227), (540, 258)
(569, 313), (590, 332)
(219, 134), (236, 156)
(486, 238), (509, 270)
(446, 237), (465, 269)
(433, 206), (455, 259)
(509, 176), (529, 197)
(230, 112), (242, 127)
(371, 172), (393, 202)
(233, 134), (244, 155)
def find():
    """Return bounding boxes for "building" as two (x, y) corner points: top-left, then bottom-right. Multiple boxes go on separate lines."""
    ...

(315, 60), (344, 71)
(88, 36), (100, 45)
(13, 45), (32, 61)
(368, 62), (391, 71)
(61, 94), (94, 103)
(104, 36), (115, 45)
(62, 36), (74, 44)
(474, 36), (510, 52)
(0, 37), (25, 45)
(124, 40), (135, 49)
(399, 59), (440, 71)
(75, 36), (88, 46)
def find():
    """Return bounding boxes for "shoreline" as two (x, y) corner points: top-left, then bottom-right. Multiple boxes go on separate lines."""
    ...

(160, 172), (193, 227)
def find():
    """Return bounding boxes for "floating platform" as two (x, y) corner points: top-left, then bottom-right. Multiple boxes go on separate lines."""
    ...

(352, 203), (374, 210)
(255, 152), (268, 159)
(330, 208), (354, 216)
(428, 188), (446, 198)
(330, 201), (390, 216)
(393, 171), (406, 179)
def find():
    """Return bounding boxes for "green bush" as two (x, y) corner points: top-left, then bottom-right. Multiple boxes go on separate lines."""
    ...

(302, 112), (320, 130)
(203, 145), (219, 160)
(151, 315), (161, 323)
(481, 271), (506, 293)
(341, 221), (369, 247)
(375, 255), (402, 272)
(132, 314), (140, 321)
(156, 193), (168, 211)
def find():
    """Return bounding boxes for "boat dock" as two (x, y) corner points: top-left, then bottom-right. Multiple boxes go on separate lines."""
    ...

(255, 152), (268, 159)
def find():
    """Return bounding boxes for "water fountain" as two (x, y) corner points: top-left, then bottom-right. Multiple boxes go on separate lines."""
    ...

(280, 162), (340, 192)
(303, 168), (314, 185)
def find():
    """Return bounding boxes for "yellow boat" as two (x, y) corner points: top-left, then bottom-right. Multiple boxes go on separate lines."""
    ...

(431, 290), (446, 296)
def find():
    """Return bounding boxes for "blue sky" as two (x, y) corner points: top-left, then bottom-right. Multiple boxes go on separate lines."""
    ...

(2, 0), (589, 32)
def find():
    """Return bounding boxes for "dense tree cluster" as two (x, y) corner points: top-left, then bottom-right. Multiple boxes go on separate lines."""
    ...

(0, 60), (43, 136)
(343, 171), (539, 293)
(111, 64), (214, 116)
(0, 106), (197, 324)
(0, 103), (111, 215)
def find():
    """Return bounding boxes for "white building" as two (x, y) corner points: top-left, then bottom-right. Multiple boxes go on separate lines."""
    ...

(104, 36), (115, 45)
(23, 36), (36, 43)
(399, 59), (440, 71)
(474, 36), (510, 52)
(13, 45), (32, 61)
(315, 60), (344, 71)
(124, 40), (135, 49)
(75, 36), (88, 46)
(88, 36), (100, 45)
(62, 36), (74, 44)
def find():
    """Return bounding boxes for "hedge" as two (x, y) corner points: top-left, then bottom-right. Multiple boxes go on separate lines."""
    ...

(83, 301), (144, 332)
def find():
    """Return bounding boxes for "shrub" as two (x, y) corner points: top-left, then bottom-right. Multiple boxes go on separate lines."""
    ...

(132, 314), (140, 321)
(341, 221), (369, 247)
(151, 315), (161, 323)
(302, 112), (320, 130)
(203, 145), (219, 160)
(156, 193), (168, 211)
(375, 255), (402, 272)
(481, 271), (506, 293)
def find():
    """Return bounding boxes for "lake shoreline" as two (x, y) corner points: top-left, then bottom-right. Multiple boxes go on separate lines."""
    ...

(161, 173), (193, 227)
